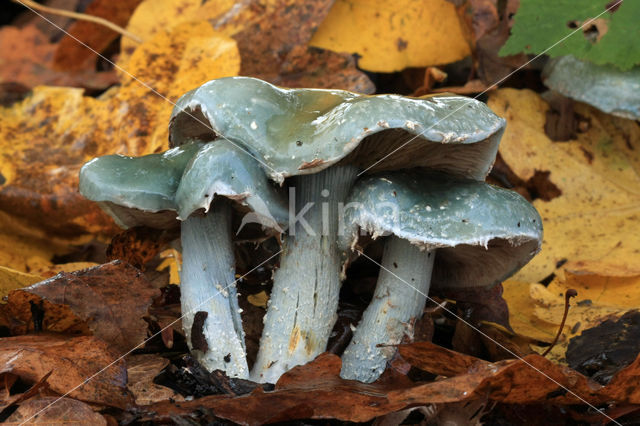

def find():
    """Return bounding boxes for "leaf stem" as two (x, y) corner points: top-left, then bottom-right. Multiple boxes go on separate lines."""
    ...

(12, 0), (143, 43)
(542, 289), (577, 357)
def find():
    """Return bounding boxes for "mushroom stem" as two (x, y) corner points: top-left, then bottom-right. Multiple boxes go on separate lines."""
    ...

(180, 199), (248, 378)
(340, 235), (435, 383)
(251, 165), (358, 383)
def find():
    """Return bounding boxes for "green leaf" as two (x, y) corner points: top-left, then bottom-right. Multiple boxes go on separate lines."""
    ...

(499, 0), (640, 71)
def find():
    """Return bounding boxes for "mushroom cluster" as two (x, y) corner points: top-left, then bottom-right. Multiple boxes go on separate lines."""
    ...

(79, 77), (542, 383)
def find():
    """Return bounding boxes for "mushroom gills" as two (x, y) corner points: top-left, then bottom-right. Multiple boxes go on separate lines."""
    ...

(180, 199), (249, 378)
(251, 165), (358, 383)
(340, 235), (434, 383)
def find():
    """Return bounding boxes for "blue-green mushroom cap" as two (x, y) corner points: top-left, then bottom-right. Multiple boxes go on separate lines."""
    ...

(339, 172), (543, 289)
(79, 142), (203, 229)
(175, 141), (288, 231)
(169, 77), (506, 183)
(79, 140), (288, 232)
(543, 56), (640, 120)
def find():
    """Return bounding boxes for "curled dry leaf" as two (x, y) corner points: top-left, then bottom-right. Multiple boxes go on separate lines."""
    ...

(0, 371), (51, 413)
(0, 335), (130, 408)
(4, 261), (159, 352)
(488, 89), (640, 283)
(400, 340), (640, 407)
(5, 396), (107, 425)
(126, 354), (183, 405)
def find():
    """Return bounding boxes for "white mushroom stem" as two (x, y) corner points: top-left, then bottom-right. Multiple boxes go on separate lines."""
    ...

(251, 165), (358, 383)
(340, 235), (435, 383)
(180, 200), (248, 378)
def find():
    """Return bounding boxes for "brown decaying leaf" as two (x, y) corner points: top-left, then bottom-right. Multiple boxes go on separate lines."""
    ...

(455, 0), (528, 84)
(0, 371), (51, 413)
(53, 0), (143, 71)
(126, 354), (183, 405)
(213, 0), (374, 92)
(400, 341), (640, 407)
(106, 226), (176, 270)
(0, 334), (131, 408)
(138, 343), (640, 422)
(219, 0), (333, 76)
(276, 46), (375, 93)
(0, 25), (117, 90)
(4, 261), (159, 352)
(5, 396), (107, 424)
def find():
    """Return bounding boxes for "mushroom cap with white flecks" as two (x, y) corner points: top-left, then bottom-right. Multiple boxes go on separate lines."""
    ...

(169, 76), (505, 184)
(339, 171), (543, 289)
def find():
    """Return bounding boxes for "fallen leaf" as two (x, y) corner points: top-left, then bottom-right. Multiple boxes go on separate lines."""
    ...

(398, 341), (483, 376)
(275, 45), (375, 93)
(156, 249), (181, 285)
(567, 310), (640, 385)
(488, 89), (640, 283)
(500, 0), (640, 71)
(398, 341), (603, 405)
(106, 226), (175, 270)
(501, 279), (558, 344)
(503, 261), (640, 363)
(126, 354), (183, 405)
(5, 396), (107, 424)
(4, 261), (159, 352)
(119, 0), (234, 64)
(247, 290), (268, 308)
(0, 334), (131, 408)
(35, 262), (101, 279)
(0, 266), (41, 299)
(0, 24), (117, 90)
(210, 0), (374, 92)
(456, 0), (527, 84)
(53, 0), (143, 71)
(310, 0), (471, 72)
(0, 371), (51, 413)
(0, 211), (96, 274)
(0, 22), (240, 240)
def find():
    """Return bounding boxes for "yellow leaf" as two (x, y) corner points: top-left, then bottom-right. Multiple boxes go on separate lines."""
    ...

(120, 0), (235, 65)
(501, 279), (558, 343)
(488, 89), (640, 283)
(310, 0), (471, 72)
(503, 263), (640, 363)
(0, 266), (42, 299)
(248, 291), (269, 308)
(0, 211), (94, 274)
(157, 249), (182, 285)
(0, 22), (240, 242)
(124, 21), (240, 146)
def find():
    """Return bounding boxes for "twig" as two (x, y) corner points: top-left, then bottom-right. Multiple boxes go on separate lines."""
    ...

(12, 0), (143, 43)
(542, 289), (578, 357)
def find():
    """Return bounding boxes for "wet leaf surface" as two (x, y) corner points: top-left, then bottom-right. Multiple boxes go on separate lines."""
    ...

(4, 261), (159, 352)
